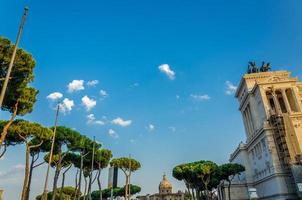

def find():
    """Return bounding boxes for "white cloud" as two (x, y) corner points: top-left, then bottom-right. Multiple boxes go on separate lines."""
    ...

(82, 95), (97, 111)
(147, 124), (155, 132)
(95, 120), (105, 125)
(67, 80), (85, 93)
(59, 98), (74, 113)
(0, 164), (24, 179)
(99, 89), (108, 98)
(111, 117), (132, 127)
(225, 81), (237, 95)
(108, 129), (119, 139)
(87, 114), (105, 125)
(133, 82), (139, 87)
(158, 64), (176, 80)
(190, 94), (211, 101)
(46, 92), (63, 101)
(87, 80), (99, 87)
(87, 114), (96, 122)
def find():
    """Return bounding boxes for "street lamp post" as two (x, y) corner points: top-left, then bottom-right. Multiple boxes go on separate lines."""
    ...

(128, 154), (131, 200)
(88, 136), (96, 200)
(42, 103), (60, 200)
(0, 7), (28, 108)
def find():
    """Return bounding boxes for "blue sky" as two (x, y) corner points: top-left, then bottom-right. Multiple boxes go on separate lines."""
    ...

(1, 0), (302, 199)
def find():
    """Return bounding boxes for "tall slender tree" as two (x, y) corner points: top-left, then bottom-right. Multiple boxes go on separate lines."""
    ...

(219, 163), (245, 200)
(110, 157), (141, 200)
(90, 184), (141, 200)
(0, 119), (52, 200)
(59, 153), (77, 200)
(173, 160), (222, 200)
(43, 126), (77, 200)
(95, 149), (112, 200)
(195, 161), (218, 200)
(68, 133), (100, 200)
(26, 139), (52, 200)
(0, 37), (38, 157)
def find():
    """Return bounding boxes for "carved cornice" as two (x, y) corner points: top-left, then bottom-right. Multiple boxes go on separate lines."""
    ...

(235, 70), (296, 99)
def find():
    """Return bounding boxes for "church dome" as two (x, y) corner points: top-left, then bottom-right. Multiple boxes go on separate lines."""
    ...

(159, 175), (172, 194)
(159, 175), (172, 189)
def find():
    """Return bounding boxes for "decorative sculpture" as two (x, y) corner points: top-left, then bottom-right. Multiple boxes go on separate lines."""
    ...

(248, 61), (271, 74)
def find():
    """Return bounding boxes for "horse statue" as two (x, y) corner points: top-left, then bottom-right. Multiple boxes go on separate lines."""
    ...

(248, 61), (271, 74)
(260, 62), (271, 72)
(248, 61), (258, 73)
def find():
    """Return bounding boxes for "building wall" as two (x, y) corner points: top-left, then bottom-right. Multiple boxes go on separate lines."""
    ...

(227, 70), (302, 200)
(219, 184), (249, 200)
(149, 194), (183, 200)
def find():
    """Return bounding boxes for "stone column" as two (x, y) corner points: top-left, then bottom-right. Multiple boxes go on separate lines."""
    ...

(290, 87), (301, 112)
(271, 91), (282, 115)
(281, 89), (292, 114)
(242, 110), (251, 138)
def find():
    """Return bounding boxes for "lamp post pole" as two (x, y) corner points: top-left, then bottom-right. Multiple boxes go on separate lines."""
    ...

(88, 136), (96, 200)
(0, 6), (28, 107)
(128, 154), (131, 200)
(42, 104), (60, 200)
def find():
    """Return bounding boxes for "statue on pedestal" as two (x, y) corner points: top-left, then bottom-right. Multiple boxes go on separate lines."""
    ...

(247, 61), (271, 74)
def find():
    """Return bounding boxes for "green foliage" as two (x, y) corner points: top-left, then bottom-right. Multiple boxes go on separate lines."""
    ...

(67, 132), (101, 168)
(173, 160), (244, 200)
(35, 186), (79, 200)
(0, 119), (52, 143)
(90, 185), (141, 200)
(219, 163), (245, 182)
(68, 152), (81, 168)
(218, 163), (245, 200)
(51, 126), (78, 153)
(0, 120), (23, 145)
(43, 126), (85, 168)
(184, 191), (192, 200)
(110, 157), (141, 172)
(195, 161), (218, 180)
(44, 153), (74, 168)
(0, 36), (38, 116)
(95, 148), (112, 169)
(29, 138), (52, 156)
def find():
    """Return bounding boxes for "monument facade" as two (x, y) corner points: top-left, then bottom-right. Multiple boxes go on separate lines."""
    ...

(218, 67), (302, 200)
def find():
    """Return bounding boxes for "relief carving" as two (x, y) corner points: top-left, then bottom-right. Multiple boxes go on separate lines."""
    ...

(267, 76), (289, 83)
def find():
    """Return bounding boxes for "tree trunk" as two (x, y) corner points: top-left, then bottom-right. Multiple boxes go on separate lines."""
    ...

(77, 155), (84, 200)
(125, 176), (129, 200)
(87, 173), (92, 200)
(84, 176), (88, 200)
(128, 174), (131, 200)
(191, 188), (195, 200)
(0, 145), (7, 159)
(227, 180), (231, 200)
(204, 183), (209, 200)
(25, 154), (35, 200)
(195, 188), (200, 200)
(52, 165), (61, 200)
(0, 101), (18, 149)
(21, 144), (30, 200)
(97, 168), (102, 200)
(74, 170), (79, 200)
(59, 164), (72, 200)
(185, 183), (191, 199)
